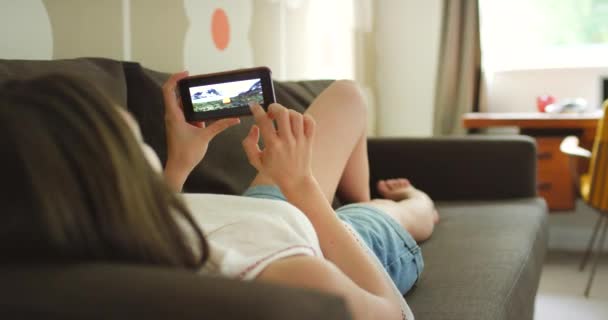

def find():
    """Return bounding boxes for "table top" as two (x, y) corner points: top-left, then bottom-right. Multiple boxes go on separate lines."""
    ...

(462, 111), (603, 129)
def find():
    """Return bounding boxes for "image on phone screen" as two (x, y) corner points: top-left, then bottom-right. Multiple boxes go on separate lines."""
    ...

(188, 78), (263, 112)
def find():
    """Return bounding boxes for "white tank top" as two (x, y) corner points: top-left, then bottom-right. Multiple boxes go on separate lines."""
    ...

(182, 193), (323, 280)
(182, 193), (414, 319)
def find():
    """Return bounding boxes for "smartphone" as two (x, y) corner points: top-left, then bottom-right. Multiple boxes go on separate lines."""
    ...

(177, 67), (276, 121)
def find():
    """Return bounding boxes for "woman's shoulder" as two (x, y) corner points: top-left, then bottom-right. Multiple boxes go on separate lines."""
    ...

(182, 193), (305, 217)
(181, 193), (324, 280)
(180, 193), (319, 249)
(181, 193), (308, 224)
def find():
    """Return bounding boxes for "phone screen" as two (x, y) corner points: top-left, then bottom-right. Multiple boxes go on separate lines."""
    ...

(178, 67), (275, 121)
(187, 78), (264, 113)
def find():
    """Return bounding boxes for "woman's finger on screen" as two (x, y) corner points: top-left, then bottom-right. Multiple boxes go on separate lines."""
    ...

(249, 103), (277, 143)
(268, 104), (292, 140)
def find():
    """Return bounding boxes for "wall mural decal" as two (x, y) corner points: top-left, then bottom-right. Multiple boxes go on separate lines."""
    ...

(44, 0), (124, 60)
(211, 8), (230, 51)
(130, 0), (188, 73)
(0, 0), (53, 59)
(184, 0), (253, 74)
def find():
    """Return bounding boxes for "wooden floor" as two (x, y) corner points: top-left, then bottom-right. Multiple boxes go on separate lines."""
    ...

(535, 251), (608, 319)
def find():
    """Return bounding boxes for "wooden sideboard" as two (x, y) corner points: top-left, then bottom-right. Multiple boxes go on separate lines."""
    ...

(462, 112), (602, 211)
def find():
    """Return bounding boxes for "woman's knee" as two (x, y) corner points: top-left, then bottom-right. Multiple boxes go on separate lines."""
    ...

(411, 218), (434, 243)
(325, 80), (368, 117)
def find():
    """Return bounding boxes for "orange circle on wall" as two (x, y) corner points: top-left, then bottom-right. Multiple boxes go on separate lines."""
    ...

(211, 8), (230, 51)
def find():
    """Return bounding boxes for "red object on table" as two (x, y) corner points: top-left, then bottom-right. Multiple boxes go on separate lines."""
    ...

(536, 95), (556, 112)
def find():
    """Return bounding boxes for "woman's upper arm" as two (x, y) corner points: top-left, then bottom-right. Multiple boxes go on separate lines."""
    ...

(256, 256), (402, 320)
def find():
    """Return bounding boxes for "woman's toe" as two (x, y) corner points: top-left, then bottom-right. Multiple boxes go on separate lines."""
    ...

(387, 179), (398, 189)
(377, 180), (389, 194)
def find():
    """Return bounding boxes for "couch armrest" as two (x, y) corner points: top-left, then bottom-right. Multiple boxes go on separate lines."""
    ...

(0, 264), (352, 320)
(367, 135), (537, 201)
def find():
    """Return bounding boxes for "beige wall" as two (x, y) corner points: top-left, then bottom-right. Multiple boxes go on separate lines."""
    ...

(44, 0), (124, 60)
(0, 0), (444, 137)
(130, 0), (187, 72)
(250, 1), (282, 78)
(0, 1), (53, 59)
(1, 0), (254, 73)
(374, 0), (443, 137)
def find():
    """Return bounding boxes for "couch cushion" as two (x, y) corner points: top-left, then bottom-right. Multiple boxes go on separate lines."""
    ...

(0, 58), (127, 107)
(407, 198), (548, 320)
(122, 63), (171, 168)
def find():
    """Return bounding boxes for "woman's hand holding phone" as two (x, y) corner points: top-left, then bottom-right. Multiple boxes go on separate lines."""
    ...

(163, 71), (240, 192)
(242, 103), (316, 193)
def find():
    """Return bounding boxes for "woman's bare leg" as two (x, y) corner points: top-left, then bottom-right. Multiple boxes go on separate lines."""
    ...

(250, 80), (370, 204)
(365, 179), (439, 242)
(336, 131), (371, 203)
(247, 81), (438, 242)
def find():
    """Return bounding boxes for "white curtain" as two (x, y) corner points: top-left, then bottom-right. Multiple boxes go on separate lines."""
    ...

(259, 0), (357, 81)
(252, 0), (376, 135)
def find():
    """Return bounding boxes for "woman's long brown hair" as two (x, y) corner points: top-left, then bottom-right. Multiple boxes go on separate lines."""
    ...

(0, 74), (208, 268)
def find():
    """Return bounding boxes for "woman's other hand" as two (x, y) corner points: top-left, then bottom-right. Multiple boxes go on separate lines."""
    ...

(163, 71), (240, 192)
(242, 103), (316, 192)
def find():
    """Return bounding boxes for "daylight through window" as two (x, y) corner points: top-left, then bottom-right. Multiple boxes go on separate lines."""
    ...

(479, 0), (608, 70)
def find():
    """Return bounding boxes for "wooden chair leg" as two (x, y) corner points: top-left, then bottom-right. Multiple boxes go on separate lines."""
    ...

(584, 215), (608, 298)
(580, 214), (605, 271)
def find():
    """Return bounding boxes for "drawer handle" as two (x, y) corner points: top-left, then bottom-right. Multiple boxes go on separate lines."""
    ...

(538, 182), (552, 191)
(537, 152), (553, 160)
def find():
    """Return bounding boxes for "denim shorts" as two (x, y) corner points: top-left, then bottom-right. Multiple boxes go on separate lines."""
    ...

(243, 185), (424, 294)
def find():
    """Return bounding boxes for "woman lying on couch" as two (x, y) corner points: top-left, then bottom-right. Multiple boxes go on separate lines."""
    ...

(0, 72), (438, 320)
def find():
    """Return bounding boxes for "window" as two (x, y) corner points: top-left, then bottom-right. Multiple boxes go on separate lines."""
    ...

(479, 0), (608, 71)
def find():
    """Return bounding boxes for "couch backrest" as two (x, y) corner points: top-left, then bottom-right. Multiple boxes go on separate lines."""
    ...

(0, 58), (334, 195)
(0, 58), (128, 105)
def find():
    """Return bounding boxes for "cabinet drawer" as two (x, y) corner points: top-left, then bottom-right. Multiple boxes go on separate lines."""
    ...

(535, 136), (575, 211)
(536, 137), (561, 160)
(537, 176), (575, 210)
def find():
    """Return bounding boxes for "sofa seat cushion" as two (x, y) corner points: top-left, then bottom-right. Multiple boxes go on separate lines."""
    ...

(407, 198), (548, 320)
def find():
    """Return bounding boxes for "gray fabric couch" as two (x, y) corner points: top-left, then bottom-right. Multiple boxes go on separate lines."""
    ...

(0, 58), (548, 319)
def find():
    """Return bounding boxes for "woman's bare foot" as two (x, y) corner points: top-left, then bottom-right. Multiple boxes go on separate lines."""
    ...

(377, 178), (412, 201)
(377, 178), (440, 224)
